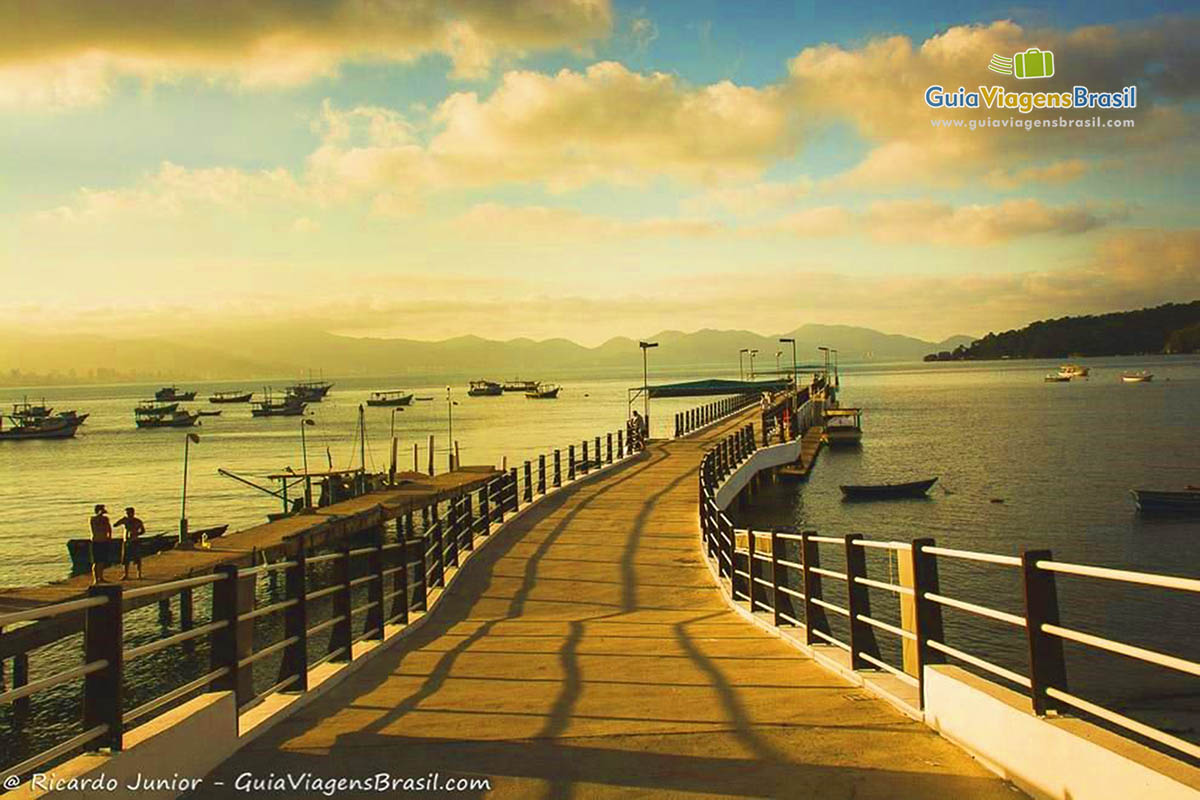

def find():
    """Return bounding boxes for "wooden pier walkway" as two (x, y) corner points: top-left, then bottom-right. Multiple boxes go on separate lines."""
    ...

(198, 411), (1013, 799)
(0, 468), (500, 656)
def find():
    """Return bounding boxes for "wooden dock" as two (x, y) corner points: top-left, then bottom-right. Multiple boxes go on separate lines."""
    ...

(198, 407), (1011, 799)
(0, 466), (501, 657)
(776, 424), (825, 480)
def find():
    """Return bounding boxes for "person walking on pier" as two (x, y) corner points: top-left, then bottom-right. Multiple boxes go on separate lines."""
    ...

(114, 506), (146, 580)
(88, 504), (112, 584)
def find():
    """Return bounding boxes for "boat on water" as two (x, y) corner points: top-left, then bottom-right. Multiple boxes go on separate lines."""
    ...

(1058, 364), (1089, 378)
(367, 390), (414, 407)
(1130, 489), (1200, 515)
(66, 524), (229, 571)
(503, 379), (538, 393)
(0, 414), (84, 441)
(252, 391), (307, 417)
(525, 383), (561, 399)
(136, 410), (200, 428)
(209, 390), (252, 404)
(287, 379), (333, 403)
(824, 408), (863, 445)
(196, 409), (222, 417)
(840, 477), (938, 500)
(11, 398), (52, 419)
(135, 400), (179, 416)
(415, 396), (434, 401)
(1045, 373), (1071, 382)
(1121, 371), (1154, 383)
(155, 386), (197, 402)
(468, 380), (503, 397)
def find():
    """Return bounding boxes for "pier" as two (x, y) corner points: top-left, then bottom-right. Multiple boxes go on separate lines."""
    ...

(1, 383), (1197, 799)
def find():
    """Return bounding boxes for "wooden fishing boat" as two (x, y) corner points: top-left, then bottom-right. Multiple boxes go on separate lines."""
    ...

(468, 380), (503, 397)
(1044, 374), (1071, 382)
(1130, 489), (1200, 514)
(367, 390), (414, 407)
(287, 379), (333, 402)
(10, 398), (52, 420)
(155, 386), (197, 402)
(135, 410), (200, 428)
(135, 400), (179, 416)
(1121, 371), (1153, 383)
(840, 477), (938, 500)
(525, 383), (561, 399)
(252, 391), (307, 417)
(66, 524), (228, 570)
(504, 379), (538, 393)
(1058, 364), (1089, 378)
(824, 408), (863, 445)
(0, 414), (84, 441)
(196, 409), (222, 417)
(209, 390), (252, 403)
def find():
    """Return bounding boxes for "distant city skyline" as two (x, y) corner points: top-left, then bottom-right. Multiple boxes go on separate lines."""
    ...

(2, 1), (1197, 345)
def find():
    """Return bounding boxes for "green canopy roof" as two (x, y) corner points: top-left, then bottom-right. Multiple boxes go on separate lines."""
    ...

(640, 378), (791, 398)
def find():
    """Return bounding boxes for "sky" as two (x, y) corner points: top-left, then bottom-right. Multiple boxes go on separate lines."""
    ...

(1, 1), (1197, 346)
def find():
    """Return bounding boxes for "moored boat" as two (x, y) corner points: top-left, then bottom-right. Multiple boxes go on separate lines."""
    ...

(824, 408), (863, 445)
(1130, 489), (1200, 514)
(367, 390), (414, 407)
(287, 379), (333, 402)
(1045, 374), (1071, 382)
(1058, 364), (1089, 378)
(525, 383), (561, 399)
(252, 391), (307, 417)
(135, 400), (179, 416)
(1121, 371), (1154, 383)
(468, 380), (503, 397)
(155, 385), (197, 402)
(66, 524), (229, 571)
(209, 390), (253, 403)
(504, 379), (538, 393)
(136, 410), (200, 428)
(840, 477), (938, 500)
(0, 414), (84, 441)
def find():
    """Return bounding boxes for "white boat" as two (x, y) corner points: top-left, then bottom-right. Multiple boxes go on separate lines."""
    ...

(1045, 374), (1071, 383)
(1057, 364), (1089, 379)
(1121, 371), (1153, 383)
(824, 408), (863, 445)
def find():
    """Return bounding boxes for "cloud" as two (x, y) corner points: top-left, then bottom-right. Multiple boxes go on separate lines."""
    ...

(0, 0), (613, 108)
(787, 18), (1200, 187)
(455, 202), (722, 239)
(682, 178), (813, 216)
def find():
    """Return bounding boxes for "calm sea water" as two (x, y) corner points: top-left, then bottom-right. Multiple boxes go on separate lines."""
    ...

(730, 354), (1200, 746)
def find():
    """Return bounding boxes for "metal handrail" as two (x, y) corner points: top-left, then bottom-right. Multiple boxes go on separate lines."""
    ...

(0, 724), (109, 783)
(808, 535), (842, 545)
(1035, 560), (1200, 593)
(239, 560), (298, 578)
(122, 667), (229, 724)
(810, 597), (849, 617)
(125, 620), (229, 661)
(1041, 623), (1200, 677)
(123, 572), (226, 600)
(856, 613), (916, 642)
(854, 576), (913, 596)
(849, 539), (912, 552)
(0, 659), (109, 706)
(924, 592), (1026, 628)
(305, 584), (342, 602)
(808, 566), (847, 582)
(0, 594), (109, 628)
(237, 598), (299, 624)
(926, 639), (1031, 689)
(860, 651), (918, 687)
(306, 614), (347, 637)
(921, 545), (1021, 567)
(1045, 687), (1200, 760)
(810, 627), (850, 652)
(237, 635), (300, 669)
(306, 552), (346, 565)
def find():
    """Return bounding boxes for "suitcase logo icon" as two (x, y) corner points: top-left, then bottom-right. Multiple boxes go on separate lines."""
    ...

(988, 48), (1055, 79)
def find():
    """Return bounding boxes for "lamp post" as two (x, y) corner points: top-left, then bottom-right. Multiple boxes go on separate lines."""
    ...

(775, 350), (782, 376)
(390, 406), (403, 440)
(639, 340), (658, 433)
(749, 349), (759, 380)
(738, 348), (749, 381)
(832, 349), (839, 388)
(818, 346), (831, 381)
(301, 417), (315, 508)
(779, 337), (798, 390)
(446, 386), (455, 471)
(179, 432), (200, 545)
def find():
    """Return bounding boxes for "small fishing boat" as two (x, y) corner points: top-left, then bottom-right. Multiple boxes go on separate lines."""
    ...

(504, 379), (539, 393)
(1121, 371), (1153, 383)
(209, 390), (252, 404)
(252, 391), (307, 417)
(415, 396), (434, 401)
(287, 379), (333, 402)
(196, 409), (222, 417)
(525, 383), (561, 399)
(135, 400), (179, 416)
(1058, 364), (1089, 378)
(840, 477), (938, 500)
(155, 386), (197, 402)
(1044, 374), (1071, 383)
(824, 408), (863, 445)
(468, 380), (503, 397)
(66, 524), (229, 571)
(0, 414), (84, 441)
(1130, 489), (1200, 514)
(367, 390), (414, 407)
(10, 398), (52, 420)
(136, 410), (200, 428)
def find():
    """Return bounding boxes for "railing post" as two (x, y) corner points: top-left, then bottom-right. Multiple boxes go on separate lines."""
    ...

(553, 449), (562, 486)
(800, 532), (828, 646)
(616, 431), (624, 458)
(594, 436), (601, 469)
(431, 504), (445, 587)
(524, 461), (533, 502)
(911, 538), (945, 709)
(1023, 549), (1068, 716)
(478, 485), (490, 534)
(568, 445), (576, 481)
(335, 545), (354, 660)
(722, 514), (736, 585)
(491, 477), (504, 523)
(445, 498), (459, 569)
(462, 493), (475, 551)
(413, 531), (428, 611)
(280, 536), (309, 690)
(770, 528), (793, 626)
(538, 455), (547, 494)
(844, 534), (880, 669)
(581, 441), (589, 474)
(83, 583), (123, 751)
(606, 433), (613, 464)
(508, 468), (519, 511)
(367, 527), (385, 640)
(746, 529), (759, 609)
(211, 564), (256, 705)
(393, 518), (410, 624)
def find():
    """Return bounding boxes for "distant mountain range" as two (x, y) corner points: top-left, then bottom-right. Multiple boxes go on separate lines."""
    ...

(924, 301), (1200, 361)
(0, 324), (974, 386)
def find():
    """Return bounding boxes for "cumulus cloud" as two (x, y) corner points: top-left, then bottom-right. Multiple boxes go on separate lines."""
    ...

(456, 202), (722, 239)
(682, 178), (813, 216)
(0, 0), (613, 108)
(787, 18), (1199, 187)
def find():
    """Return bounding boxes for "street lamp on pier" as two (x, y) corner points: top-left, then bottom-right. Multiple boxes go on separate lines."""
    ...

(179, 432), (200, 545)
(738, 348), (749, 381)
(779, 337), (798, 390)
(301, 417), (315, 508)
(639, 340), (658, 433)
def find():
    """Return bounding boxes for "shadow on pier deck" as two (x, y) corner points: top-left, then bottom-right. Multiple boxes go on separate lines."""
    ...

(197, 411), (1013, 799)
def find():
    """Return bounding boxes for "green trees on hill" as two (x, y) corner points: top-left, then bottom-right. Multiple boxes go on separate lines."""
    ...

(924, 301), (1200, 360)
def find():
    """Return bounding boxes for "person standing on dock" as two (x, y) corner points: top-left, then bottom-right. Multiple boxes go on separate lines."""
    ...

(88, 504), (112, 584)
(114, 506), (145, 580)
